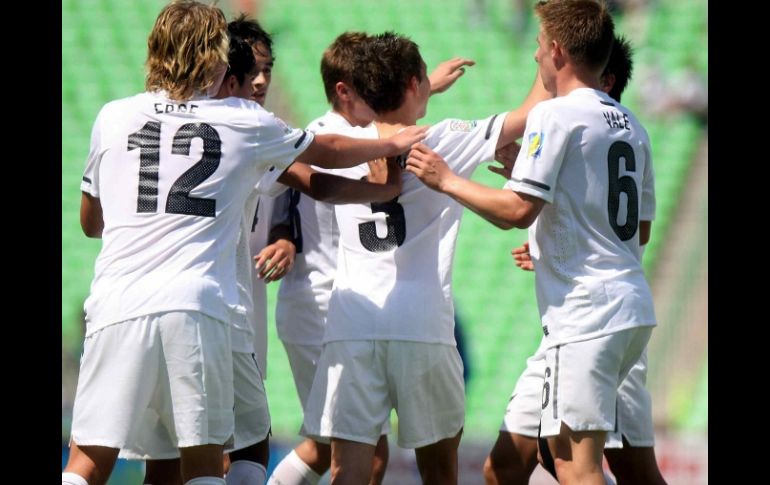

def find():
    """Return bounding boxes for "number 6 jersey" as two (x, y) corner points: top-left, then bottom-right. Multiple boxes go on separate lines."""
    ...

(80, 91), (312, 336)
(505, 88), (657, 346)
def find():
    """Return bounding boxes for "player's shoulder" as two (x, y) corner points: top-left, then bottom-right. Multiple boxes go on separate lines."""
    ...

(306, 111), (353, 133)
(96, 93), (146, 123)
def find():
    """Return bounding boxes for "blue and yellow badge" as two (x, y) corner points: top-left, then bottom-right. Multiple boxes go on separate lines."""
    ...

(527, 132), (543, 159)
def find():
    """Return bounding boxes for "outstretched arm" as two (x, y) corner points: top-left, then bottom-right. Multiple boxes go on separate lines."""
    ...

(429, 57), (476, 95)
(496, 68), (551, 149)
(277, 159), (402, 204)
(297, 125), (427, 169)
(405, 143), (544, 229)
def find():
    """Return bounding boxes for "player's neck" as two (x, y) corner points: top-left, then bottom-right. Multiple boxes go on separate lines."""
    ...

(333, 109), (371, 128)
(556, 67), (603, 96)
(373, 120), (410, 139)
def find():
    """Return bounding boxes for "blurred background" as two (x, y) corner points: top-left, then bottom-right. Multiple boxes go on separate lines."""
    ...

(61, 0), (707, 483)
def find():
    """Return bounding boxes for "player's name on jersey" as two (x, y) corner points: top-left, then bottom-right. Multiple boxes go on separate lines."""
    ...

(153, 102), (199, 114)
(602, 110), (630, 131)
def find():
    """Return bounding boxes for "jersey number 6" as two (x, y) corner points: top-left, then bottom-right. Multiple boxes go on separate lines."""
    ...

(607, 141), (639, 241)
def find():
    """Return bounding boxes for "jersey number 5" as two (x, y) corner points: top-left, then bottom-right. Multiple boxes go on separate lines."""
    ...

(607, 141), (639, 241)
(128, 121), (221, 217)
(358, 197), (406, 252)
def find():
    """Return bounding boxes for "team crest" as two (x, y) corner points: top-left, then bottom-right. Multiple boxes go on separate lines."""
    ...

(527, 132), (543, 159)
(449, 120), (477, 132)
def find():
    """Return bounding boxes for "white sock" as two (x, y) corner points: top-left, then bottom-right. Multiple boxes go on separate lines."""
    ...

(267, 450), (321, 485)
(226, 460), (267, 485)
(184, 477), (227, 485)
(62, 472), (89, 485)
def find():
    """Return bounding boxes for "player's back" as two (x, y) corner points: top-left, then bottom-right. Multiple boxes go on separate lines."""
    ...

(327, 114), (505, 345)
(82, 91), (309, 334)
(517, 88), (656, 343)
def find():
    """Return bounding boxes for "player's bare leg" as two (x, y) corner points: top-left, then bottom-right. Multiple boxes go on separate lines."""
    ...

(330, 438), (375, 485)
(145, 458), (183, 485)
(295, 438), (332, 475)
(604, 437), (667, 485)
(414, 429), (463, 485)
(179, 444), (225, 483)
(483, 431), (538, 485)
(63, 442), (119, 485)
(545, 423), (606, 485)
(370, 435), (389, 485)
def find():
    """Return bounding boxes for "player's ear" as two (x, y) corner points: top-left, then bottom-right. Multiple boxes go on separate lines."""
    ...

(336, 82), (352, 101)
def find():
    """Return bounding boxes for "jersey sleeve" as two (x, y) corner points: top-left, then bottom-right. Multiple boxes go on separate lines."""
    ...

(425, 113), (507, 178)
(252, 112), (315, 173)
(80, 107), (106, 197)
(504, 103), (569, 203)
(639, 137), (656, 221)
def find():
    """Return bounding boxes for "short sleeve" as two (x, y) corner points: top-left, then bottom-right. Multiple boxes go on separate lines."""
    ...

(424, 113), (508, 178)
(640, 138), (656, 221)
(80, 108), (105, 197)
(504, 103), (569, 203)
(253, 112), (315, 174)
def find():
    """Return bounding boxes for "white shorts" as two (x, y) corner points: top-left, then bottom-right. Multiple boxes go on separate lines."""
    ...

(303, 340), (464, 449)
(606, 350), (654, 447)
(500, 342), (654, 448)
(71, 312), (234, 457)
(540, 327), (652, 438)
(283, 341), (392, 438)
(120, 350), (271, 459)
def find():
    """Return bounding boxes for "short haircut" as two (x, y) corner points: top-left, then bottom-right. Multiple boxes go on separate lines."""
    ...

(225, 21), (258, 85)
(603, 34), (633, 102)
(228, 14), (274, 58)
(535, 0), (615, 73)
(352, 32), (424, 114)
(320, 32), (370, 107)
(145, 0), (229, 101)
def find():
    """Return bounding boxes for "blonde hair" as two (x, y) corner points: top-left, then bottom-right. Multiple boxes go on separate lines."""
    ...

(535, 0), (614, 72)
(145, 0), (229, 101)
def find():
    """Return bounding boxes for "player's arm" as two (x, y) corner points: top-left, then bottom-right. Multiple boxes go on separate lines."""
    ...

(405, 143), (544, 229)
(640, 220), (651, 246)
(296, 125), (427, 169)
(496, 68), (551, 149)
(80, 192), (104, 238)
(429, 57), (476, 95)
(277, 160), (402, 204)
(255, 224), (296, 283)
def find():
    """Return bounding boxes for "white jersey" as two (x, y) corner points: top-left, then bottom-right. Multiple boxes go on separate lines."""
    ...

(505, 88), (656, 345)
(275, 111), (356, 345)
(80, 91), (312, 335)
(325, 113), (507, 344)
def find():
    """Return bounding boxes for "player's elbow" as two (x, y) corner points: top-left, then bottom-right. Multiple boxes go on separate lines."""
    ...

(81, 220), (103, 238)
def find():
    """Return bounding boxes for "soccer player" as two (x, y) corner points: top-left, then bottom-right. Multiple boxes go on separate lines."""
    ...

(61, 1), (426, 484)
(297, 31), (549, 484)
(267, 33), (478, 485)
(487, 35), (667, 485)
(133, 17), (410, 485)
(405, 2), (656, 483)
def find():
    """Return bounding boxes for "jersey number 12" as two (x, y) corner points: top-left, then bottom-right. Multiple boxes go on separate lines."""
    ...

(128, 121), (221, 217)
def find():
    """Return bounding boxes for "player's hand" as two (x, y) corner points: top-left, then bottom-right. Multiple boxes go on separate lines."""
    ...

(389, 125), (429, 154)
(254, 238), (296, 282)
(488, 141), (521, 179)
(429, 57), (476, 95)
(511, 241), (534, 271)
(405, 143), (455, 192)
(367, 158), (389, 184)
